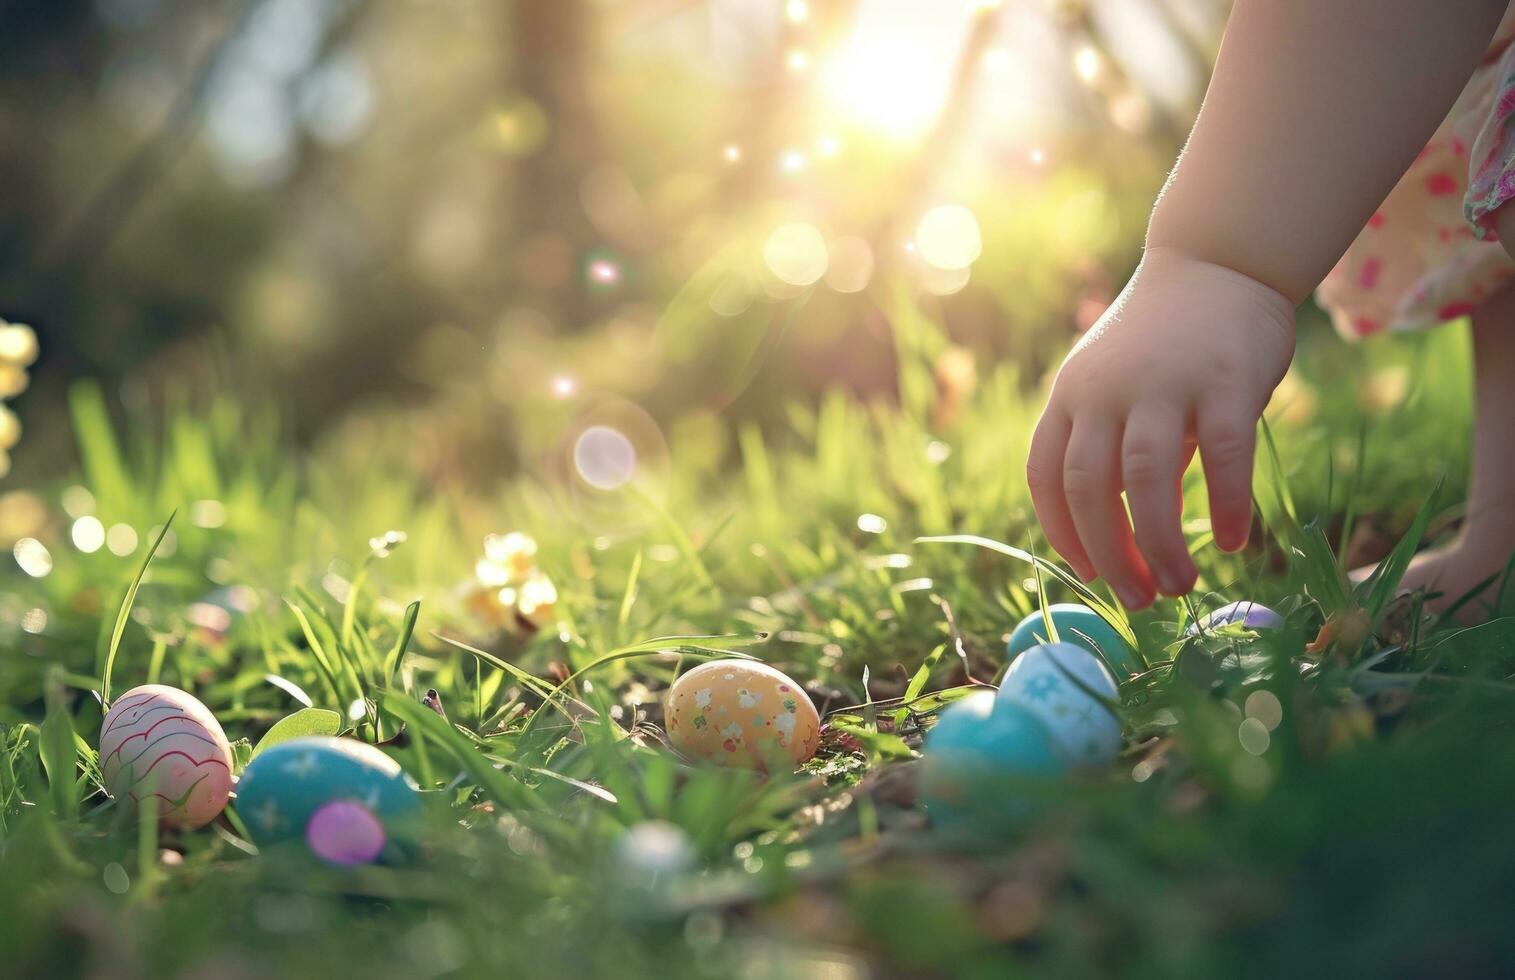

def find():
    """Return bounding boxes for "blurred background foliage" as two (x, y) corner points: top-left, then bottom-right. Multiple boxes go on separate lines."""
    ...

(0, 0), (1466, 575)
(0, 0), (1223, 481)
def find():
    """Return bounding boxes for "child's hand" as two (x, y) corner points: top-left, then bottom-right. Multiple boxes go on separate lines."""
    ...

(1026, 247), (1295, 608)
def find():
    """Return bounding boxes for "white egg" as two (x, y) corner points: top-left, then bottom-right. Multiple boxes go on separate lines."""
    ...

(997, 642), (1122, 768)
(614, 820), (696, 882)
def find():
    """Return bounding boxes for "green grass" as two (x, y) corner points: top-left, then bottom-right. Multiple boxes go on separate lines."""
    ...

(1, 313), (1512, 978)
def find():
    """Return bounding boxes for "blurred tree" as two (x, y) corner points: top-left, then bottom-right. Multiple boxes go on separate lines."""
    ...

(0, 0), (1216, 487)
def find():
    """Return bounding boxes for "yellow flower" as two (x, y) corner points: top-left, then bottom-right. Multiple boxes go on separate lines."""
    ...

(0, 364), (28, 399)
(0, 406), (19, 450)
(475, 557), (512, 588)
(468, 532), (556, 632)
(484, 531), (538, 578)
(515, 571), (558, 627)
(0, 322), (37, 367)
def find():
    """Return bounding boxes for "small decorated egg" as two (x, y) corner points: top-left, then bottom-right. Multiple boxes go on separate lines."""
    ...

(665, 659), (820, 770)
(919, 691), (1063, 835)
(99, 684), (233, 829)
(234, 736), (421, 863)
(610, 820), (697, 919)
(613, 820), (697, 883)
(1187, 600), (1284, 635)
(1008, 603), (1139, 677)
(998, 642), (1122, 768)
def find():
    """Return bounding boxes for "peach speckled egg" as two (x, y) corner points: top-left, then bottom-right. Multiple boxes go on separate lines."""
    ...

(99, 684), (234, 829)
(665, 659), (820, 769)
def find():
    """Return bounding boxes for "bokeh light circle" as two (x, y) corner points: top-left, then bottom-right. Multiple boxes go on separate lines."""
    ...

(306, 800), (386, 865)
(915, 205), (982, 270)
(825, 236), (875, 294)
(918, 262), (971, 296)
(574, 425), (638, 491)
(559, 398), (671, 534)
(71, 516), (105, 553)
(763, 223), (829, 286)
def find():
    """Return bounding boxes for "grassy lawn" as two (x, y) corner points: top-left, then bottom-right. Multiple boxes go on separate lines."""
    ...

(1, 312), (1511, 979)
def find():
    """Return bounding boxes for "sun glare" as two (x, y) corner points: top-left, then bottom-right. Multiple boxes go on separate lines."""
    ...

(822, 37), (946, 139)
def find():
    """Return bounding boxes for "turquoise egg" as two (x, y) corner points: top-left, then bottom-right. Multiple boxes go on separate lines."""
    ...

(998, 642), (1122, 769)
(1008, 603), (1139, 677)
(235, 736), (421, 863)
(919, 691), (1064, 837)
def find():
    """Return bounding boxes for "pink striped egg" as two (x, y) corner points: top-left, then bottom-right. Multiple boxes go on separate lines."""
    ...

(99, 684), (234, 829)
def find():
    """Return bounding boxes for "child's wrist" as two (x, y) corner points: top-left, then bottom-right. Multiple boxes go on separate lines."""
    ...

(1137, 244), (1299, 338)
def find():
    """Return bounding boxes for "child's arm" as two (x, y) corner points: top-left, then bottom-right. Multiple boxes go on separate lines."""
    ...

(1028, 0), (1507, 609)
(1149, 0), (1506, 300)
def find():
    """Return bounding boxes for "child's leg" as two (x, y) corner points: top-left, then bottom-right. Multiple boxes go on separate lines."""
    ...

(1390, 250), (1515, 612)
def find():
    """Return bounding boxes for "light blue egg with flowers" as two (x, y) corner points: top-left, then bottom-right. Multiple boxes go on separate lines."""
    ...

(235, 736), (421, 863)
(998, 641), (1122, 769)
(1008, 603), (1139, 678)
(919, 691), (1065, 836)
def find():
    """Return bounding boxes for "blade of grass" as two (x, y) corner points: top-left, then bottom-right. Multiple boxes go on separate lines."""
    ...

(521, 636), (764, 737)
(341, 566), (368, 650)
(1358, 477), (1444, 624)
(101, 511), (176, 707)
(627, 484), (717, 595)
(617, 550), (643, 635)
(893, 643), (946, 729)
(292, 587), (369, 694)
(283, 602), (345, 706)
(40, 670), (80, 821)
(382, 693), (546, 813)
(383, 601), (421, 687)
(1032, 540), (1061, 645)
(433, 633), (564, 703)
(1337, 423), (1368, 559)
(69, 381), (133, 517)
(916, 534), (1136, 648)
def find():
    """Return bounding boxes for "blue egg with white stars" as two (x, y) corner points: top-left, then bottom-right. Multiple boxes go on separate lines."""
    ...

(235, 736), (421, 862)
(1007, 603), (1140, 678)
(1186, 600), (1283, 635)
(920, 691), (1064, 836)
(998, 642), (1122, 769)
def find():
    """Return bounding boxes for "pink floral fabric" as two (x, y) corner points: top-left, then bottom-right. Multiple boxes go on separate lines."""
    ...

(1318, 13), (1515, 339)
(1467, 60), (1515, 237)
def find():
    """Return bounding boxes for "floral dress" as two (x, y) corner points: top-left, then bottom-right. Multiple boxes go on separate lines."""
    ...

(1318, 10), (1515, 337)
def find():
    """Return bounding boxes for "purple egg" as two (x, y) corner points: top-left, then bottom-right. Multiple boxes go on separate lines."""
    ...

(1188, 601), (1283, 635)
(306, 800), (386, 865)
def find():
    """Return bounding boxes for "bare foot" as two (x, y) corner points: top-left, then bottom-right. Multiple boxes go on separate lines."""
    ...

(1356, 277), (1515, 621)
(1351, 530), (1515, 619)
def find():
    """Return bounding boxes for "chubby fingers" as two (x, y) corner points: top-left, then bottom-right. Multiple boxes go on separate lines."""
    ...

(1121, 402), (1198, 596)
(1026, 408), (1094, 581)
(1063, 415), (1156, 609)
(1197, 400), (1257, 552)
